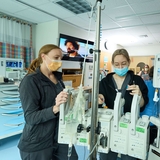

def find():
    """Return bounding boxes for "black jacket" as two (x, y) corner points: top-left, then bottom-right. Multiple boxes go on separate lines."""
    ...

(18, 68), (64, 152)
(99, 70), (148, 113)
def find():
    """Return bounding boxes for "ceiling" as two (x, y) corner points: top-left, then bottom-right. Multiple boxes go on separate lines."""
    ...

(1, 0), (160, 47)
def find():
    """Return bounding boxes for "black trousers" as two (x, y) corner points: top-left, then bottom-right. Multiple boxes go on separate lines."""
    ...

(149, 125), (157, 145)
(52, 143), (78, 160)
(19, 144), (78, 160)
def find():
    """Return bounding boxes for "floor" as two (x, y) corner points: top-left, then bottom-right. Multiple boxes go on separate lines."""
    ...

(0, 135), (96, 160)
(0, 134), (21, 160)
(0, 134), (121, 160)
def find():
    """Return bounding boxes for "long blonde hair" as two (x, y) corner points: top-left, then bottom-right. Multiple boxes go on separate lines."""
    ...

(27, 44), (60, 74)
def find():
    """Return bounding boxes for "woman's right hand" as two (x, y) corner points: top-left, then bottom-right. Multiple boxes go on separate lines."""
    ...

(98, 94), (105, 104)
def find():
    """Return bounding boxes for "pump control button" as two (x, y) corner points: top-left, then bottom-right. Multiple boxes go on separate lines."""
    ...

(139, 121), (145, 126)
(142, 115), (149, 122)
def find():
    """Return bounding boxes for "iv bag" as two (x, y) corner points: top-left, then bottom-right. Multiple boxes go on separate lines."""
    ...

(72, 86), (86, 124)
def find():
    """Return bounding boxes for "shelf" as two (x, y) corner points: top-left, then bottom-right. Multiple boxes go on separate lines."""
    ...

(0, 83), (24, 140)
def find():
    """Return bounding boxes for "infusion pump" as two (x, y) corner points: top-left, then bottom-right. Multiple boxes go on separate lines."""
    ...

(0, 57), (24, 80)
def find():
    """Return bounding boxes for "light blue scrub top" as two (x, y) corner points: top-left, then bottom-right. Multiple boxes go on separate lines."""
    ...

(140, 80), (160, 125)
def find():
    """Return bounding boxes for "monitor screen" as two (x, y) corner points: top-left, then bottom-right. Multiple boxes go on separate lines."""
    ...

(6, 60), (23, 69)
(59, 34), (94, 62)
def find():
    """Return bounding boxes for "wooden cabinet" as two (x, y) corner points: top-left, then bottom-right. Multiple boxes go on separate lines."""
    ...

(62, 74), (82, 88)
(62, 68), (82, 88)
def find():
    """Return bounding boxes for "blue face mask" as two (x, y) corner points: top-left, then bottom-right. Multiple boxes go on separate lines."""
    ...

(114, 67), (128, 76)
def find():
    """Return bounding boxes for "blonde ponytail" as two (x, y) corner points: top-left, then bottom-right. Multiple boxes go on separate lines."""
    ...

(27, 57), (41, 74)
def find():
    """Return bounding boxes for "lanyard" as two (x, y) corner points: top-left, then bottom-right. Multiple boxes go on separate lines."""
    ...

(112, 73), (131, 98)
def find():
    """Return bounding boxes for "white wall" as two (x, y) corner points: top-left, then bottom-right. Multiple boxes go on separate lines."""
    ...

(33, 19), (95, 54)
(58, 20), (95, 42)
(32, 20), (160, 59)
(32, 20), (59, 57)
(125, 45), (160, 56)
(32, 19), (124, 58)
(33, 20), (98, 69)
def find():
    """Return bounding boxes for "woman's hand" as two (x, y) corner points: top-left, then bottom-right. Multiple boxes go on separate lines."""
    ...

(53, 91), (68, 114)
(98, 94), (105, 104)
(126, 84), (142, 97)
(126, 84), (144, 107)
(55, 91), (68, 106)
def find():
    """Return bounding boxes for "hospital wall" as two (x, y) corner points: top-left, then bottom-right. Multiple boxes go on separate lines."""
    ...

(32, 19), (160, 72)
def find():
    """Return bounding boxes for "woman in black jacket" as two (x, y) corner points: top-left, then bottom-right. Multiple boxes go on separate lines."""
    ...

(18, 44), (78, 160)
(99, 49), (148, 160)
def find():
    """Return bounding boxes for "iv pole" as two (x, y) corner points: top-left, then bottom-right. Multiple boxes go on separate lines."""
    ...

(90, 0), (102, 159)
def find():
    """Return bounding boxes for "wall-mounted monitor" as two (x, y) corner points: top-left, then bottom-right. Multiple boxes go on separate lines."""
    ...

(59, 33), (94, 62)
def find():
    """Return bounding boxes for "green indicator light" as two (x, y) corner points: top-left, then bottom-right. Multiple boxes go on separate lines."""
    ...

(136, 127), (145, 133)
(120, 123), (127, 128)
(80, 138), (87, 143)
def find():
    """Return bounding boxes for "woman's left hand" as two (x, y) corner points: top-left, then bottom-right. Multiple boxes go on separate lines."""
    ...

(126, 84), (142, 97)
(53, 91), (68, 114)
(55, 91), (68, 107)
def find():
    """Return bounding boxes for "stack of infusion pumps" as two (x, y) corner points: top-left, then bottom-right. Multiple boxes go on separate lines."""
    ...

(58, 91), (150, 160)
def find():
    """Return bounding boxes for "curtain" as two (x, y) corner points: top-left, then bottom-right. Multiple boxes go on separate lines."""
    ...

(0, 17), (34, 68)
(0, 17), (31, 47)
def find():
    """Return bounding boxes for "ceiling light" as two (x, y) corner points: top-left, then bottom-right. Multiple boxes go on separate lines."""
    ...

(139, 35), (148, 38)
(53, 0), (91, 14)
